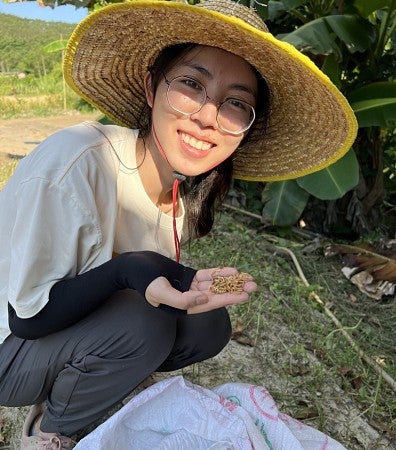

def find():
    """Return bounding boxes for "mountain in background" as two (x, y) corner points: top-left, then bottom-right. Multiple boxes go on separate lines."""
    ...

(0, 13), (75, 76)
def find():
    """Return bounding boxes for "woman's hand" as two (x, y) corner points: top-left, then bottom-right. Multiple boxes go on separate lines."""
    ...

(145, 267), (257, 313)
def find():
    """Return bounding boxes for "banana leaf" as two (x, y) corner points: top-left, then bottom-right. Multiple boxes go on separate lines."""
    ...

(280, 18), (339, 54)
(326, 242), (396, 282)
(267, 1), (305, 21)
(297, 150), (359, 200)
(348, 81), (396, 102)
(281, 15), (373, 55)
(321, 54), (341, 88)
(44, 40), (68, 53)
(354, 0), (394, 18)
(348, 82), (396, 128)
(262, 180), (310, 226)
(325, 241), (396, 299)
(350, 98), (396, 128)
(324, 15), (375, 52)
(281, 0), (305, 8)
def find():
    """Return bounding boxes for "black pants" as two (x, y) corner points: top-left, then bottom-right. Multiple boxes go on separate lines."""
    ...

(0, 290), (231, 435)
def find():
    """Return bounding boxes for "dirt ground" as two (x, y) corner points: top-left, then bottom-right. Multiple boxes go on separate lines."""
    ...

(0, 114), (394, 450)
(0, 113), (99, 158)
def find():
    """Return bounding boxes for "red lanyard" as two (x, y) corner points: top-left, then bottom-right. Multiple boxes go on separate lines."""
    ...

(152, 122), (183, 262)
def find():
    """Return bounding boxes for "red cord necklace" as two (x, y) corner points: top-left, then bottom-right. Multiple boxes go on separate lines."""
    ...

(151, 123), (185, 262)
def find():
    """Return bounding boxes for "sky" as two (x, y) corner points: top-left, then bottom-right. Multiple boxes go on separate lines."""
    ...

(0, 1), (88, 23)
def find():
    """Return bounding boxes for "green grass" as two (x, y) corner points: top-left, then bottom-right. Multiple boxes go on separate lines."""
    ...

(183, 212), (396, 439)
(0, 74), (92, 119)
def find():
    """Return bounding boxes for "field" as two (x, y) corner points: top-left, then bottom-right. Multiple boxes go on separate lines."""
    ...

(0, 111), (395, 449)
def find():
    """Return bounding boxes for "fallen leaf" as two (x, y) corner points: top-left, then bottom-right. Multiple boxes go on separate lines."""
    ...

(349, 293), (357, 302)
(231, 331), (254, 347)
(294, 406), (319, 420)
(339, 366), (362, 390)
(325, 243), (396, 299)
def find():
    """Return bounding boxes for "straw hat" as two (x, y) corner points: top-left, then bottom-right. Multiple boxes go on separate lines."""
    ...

(64, 0), (358, 181)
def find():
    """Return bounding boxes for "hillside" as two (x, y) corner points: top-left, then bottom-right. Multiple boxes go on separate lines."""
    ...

(0, 13), (75, 76)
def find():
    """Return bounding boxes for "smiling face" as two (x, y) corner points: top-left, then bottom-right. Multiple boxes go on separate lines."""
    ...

(144, 45), (258, 178)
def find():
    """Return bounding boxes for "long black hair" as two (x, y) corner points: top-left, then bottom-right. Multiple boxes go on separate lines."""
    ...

(138, 44), (271, 239)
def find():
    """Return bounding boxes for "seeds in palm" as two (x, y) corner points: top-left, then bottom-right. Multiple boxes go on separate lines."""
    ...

(210, 270), (251, 294)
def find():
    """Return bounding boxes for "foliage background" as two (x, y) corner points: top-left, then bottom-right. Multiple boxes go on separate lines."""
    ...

(0, 13), (91, 117)
(0, 13), (74, 75)
(262, 0), (396, 239)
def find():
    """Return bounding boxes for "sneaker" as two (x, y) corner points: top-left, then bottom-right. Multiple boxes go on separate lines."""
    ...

(21, 404), (76, 450)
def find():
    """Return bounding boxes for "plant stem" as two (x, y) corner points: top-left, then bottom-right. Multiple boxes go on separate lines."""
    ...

(374, 0), (396, 62)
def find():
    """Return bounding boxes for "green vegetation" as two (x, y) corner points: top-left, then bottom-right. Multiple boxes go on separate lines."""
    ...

(0, 13), (89, 117)
(258, 0), (396, 237)
(0, 13), (74, 76)
(183, 212), (396, 445)
(0, 72), (90, 118)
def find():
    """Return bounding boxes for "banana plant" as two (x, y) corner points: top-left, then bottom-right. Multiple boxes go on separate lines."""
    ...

(257, 0), (396, 233)
(44, 38), (69, 110)
(262, 150), (360, 225)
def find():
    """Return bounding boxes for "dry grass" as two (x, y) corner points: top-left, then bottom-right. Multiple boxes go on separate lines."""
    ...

(0, 158), (18, 190)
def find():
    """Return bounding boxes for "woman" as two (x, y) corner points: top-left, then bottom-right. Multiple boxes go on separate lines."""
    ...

(0, 1), (357, 449)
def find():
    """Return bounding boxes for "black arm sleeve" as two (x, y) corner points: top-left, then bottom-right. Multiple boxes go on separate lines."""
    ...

(8, 251), (197, 340)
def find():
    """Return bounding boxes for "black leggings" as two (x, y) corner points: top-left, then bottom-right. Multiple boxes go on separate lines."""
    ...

(0, 290), (231, 436)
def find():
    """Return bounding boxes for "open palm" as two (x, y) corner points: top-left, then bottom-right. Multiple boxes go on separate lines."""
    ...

(145, 267), (257, 314)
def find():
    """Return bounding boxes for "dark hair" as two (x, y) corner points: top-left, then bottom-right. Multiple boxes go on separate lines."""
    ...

(138, 43), (270, 239)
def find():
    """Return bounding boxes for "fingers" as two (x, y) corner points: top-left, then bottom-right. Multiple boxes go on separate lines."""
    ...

(145, 277), (208, 310)
(187, 290), (250, 314)
(180, 290), (209, 309)
(242, 280), (258, 293)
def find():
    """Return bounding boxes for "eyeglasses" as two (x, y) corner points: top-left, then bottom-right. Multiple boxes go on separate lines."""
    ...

(163, 74), (256, 135)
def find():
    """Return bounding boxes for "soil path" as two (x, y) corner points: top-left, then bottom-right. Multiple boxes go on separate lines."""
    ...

(0, 113), (98, 158)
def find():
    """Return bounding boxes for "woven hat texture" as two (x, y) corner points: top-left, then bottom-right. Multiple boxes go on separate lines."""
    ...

(64, 0), (358, 181)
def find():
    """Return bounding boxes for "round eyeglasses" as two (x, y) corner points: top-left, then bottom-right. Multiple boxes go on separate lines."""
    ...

(163, 74), (256, 135)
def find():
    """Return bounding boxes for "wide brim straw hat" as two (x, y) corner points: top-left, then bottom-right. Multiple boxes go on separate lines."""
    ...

(64, 0), (358, 182)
